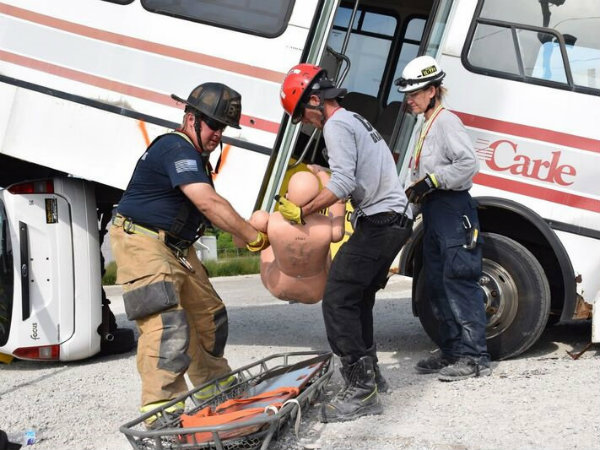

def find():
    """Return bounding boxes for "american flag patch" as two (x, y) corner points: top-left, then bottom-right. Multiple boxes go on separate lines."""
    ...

(174, 159), (198, 173)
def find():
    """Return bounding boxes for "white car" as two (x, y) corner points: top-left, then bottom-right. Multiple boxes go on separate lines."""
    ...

(0, 177), (131, 361)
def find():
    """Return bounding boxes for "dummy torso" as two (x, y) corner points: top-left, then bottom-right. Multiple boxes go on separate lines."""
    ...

(250, 170), (345, 303)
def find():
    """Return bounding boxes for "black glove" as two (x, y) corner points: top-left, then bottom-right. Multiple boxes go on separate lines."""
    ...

(405, 174), (439, 204)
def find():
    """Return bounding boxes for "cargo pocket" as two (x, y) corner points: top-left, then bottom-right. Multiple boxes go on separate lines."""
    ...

(123, 276), (179, 321)
(329, 245), (380, 284)
(445, 244), (481, 281)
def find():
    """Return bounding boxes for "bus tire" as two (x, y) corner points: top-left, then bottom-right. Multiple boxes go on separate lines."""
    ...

(415, 232), (551, 360)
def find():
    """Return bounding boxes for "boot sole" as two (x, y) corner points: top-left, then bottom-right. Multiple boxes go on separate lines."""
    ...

(319, 403), (383, 423)
(438, 367), (492, 382)
(377, 383), (390, 393)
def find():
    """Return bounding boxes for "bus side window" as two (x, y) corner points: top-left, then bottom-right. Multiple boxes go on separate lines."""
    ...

(465, 0), (600, 93)
(140, 0), (294, 38)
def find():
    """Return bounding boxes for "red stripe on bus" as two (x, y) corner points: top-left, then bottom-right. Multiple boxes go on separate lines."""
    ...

(474, 172), (600, 213)
(0, 3), (286, 83)
(0, 50), (280, 134)
(455, 112), (600, 154)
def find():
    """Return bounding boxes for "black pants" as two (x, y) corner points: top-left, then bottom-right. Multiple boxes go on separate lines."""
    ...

(322, 214), (412, 363)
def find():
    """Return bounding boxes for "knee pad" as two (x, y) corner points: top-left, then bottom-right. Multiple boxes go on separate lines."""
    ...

(158, 309), (191, 373)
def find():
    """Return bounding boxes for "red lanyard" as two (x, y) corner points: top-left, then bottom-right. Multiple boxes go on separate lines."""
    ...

(412, 105), (444, 169)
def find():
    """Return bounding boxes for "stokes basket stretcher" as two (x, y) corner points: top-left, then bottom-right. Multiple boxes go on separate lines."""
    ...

(120, 351), (333, 450)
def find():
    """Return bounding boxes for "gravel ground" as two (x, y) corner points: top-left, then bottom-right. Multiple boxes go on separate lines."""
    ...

(1, 274), (598, 450)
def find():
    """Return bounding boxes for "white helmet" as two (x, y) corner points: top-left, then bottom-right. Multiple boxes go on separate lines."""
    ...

(395, 55), (446, 93)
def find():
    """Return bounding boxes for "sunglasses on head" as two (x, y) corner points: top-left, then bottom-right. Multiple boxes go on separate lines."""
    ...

(202, 116), (227, 132)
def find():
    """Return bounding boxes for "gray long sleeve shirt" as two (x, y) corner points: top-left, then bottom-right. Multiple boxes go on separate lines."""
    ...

(323, 108), (410, 218)
(409, 108), (479, 189)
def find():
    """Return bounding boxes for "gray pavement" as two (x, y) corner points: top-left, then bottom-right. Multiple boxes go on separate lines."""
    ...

(1, 274), (598, 450)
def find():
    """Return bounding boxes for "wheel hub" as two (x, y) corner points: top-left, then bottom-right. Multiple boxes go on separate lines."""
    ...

(480, 258), (519, 339)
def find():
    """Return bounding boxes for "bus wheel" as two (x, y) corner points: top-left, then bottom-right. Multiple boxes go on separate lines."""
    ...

(415, 232), (550, 360)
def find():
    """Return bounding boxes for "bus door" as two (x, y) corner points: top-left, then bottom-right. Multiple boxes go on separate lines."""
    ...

(263, 0), (434, 248)
(272, 0), (434, 182)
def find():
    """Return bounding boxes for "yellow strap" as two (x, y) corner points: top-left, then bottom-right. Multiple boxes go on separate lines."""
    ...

(112, 215), (159, 238)
(172, 131), (193, 146)
(140, 400), (185, 414)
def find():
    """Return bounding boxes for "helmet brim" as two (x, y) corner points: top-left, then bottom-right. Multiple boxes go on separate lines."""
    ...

(171, 93), (191, 107)
(321, 87), (347, 100)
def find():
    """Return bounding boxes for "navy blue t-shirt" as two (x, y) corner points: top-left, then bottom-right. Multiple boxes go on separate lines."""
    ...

(117, 133), (211, 241)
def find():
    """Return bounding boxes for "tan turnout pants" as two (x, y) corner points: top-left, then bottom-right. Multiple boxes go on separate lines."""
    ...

(109, 225), (231, 408)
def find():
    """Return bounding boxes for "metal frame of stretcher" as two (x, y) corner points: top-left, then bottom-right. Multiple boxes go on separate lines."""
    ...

(120, 350), (334, 450)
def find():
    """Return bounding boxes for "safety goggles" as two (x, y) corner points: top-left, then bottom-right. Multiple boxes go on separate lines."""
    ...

(203, 116), (228, 132)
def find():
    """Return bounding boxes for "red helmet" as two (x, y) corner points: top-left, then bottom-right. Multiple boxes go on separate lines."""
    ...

(280, 63), (325, 124)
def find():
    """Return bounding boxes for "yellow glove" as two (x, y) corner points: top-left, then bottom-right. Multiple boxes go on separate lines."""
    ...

(274, 195), (304, 225)
(246, 231), (269, 252)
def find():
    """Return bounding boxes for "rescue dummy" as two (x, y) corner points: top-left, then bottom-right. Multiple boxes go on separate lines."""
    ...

(238, 168), (345, 303)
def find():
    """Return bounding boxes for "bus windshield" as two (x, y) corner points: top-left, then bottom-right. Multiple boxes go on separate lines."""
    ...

(0, 199), (13, 346)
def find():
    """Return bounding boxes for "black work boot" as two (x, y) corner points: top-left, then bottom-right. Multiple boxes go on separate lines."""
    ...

(319, 356), (383, 423)
(367, 345), (390, 393)
(415, 354), (458, 374)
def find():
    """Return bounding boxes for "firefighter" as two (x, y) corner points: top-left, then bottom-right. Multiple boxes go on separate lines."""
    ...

(279, 64), (413, 422)
(396, 56), (491, 381)
(109, 82), (268, 426)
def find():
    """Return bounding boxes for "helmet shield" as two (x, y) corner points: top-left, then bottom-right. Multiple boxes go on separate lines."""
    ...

(172, 82), (242, 129)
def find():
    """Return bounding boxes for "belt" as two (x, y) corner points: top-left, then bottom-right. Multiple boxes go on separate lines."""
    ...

(360, 211), (411, 227)
(112, 214), (194, 254)
(113, 214), (196, 272)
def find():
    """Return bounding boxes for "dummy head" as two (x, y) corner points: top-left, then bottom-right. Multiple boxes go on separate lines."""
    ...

(286, 171), (320, 207)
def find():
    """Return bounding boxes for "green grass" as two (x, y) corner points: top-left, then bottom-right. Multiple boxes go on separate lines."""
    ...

(102, 232), (261, 285)
(101, 256), (260, 285)
(203, 256), (260, 277)
(103, 261), (118, 285)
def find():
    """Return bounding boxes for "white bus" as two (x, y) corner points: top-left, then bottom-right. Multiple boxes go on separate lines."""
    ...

(0, 0), (598, 361)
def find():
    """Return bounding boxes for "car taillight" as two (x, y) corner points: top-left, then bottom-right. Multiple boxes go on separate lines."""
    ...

(13, 345), (60, 361)
(8, 180), (54, 194)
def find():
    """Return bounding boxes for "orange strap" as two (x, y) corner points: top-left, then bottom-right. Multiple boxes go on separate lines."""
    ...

(181, 407), (268, 443)
(215, 386), (299, 413)
(180, 386), (300, 443)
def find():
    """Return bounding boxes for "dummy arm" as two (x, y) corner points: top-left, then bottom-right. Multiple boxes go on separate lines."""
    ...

(302, 165), (341, 217)
(329, 200), (346, 243)
(310, 165), (346, 243)
(180, 182), (262, 246)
